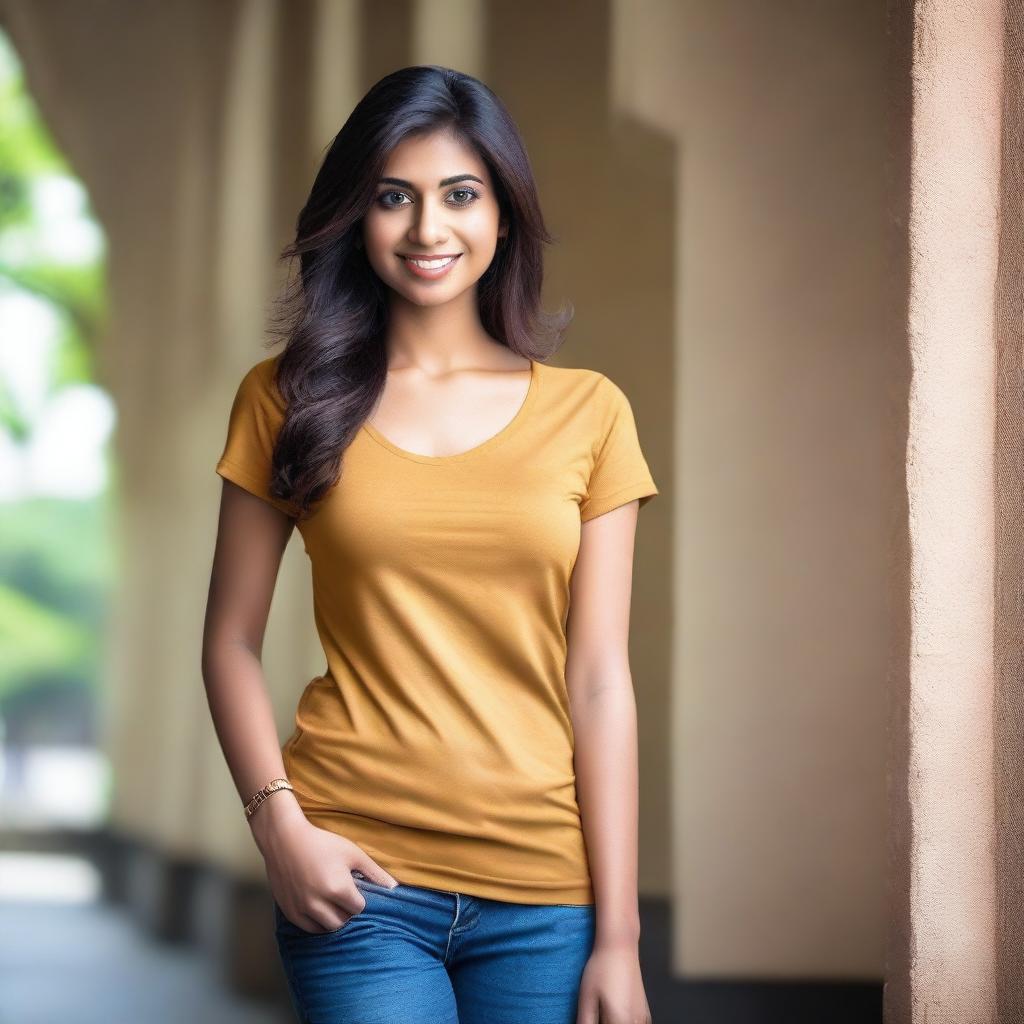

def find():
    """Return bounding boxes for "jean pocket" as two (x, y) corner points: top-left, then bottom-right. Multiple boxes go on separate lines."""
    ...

(273, 899), (357, 939)
(351, 871), (402, 894)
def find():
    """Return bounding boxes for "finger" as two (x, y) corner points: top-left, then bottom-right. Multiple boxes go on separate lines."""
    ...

(293, 909), (334, 933)
(359, 858), (400, 888)
(341, 888), (366, 915)
(575, 992), (599, 1024)
(302, 897), (354, 933)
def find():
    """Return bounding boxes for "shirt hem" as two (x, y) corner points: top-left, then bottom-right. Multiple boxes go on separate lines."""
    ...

(303, 812), (595, 906)
(215, 457), (299, 516)
(580, 481), (659, 522)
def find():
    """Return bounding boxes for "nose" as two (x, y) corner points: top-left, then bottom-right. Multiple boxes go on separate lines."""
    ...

(407, 196), (447, 248)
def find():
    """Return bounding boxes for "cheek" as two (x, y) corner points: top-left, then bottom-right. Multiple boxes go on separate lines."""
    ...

(462, 212), (501, 256)
(362, 216), (402, 276)
(363, 212), (396, 250)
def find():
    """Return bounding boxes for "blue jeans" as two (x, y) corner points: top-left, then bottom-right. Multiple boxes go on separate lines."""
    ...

(273, 871), (597, 1023)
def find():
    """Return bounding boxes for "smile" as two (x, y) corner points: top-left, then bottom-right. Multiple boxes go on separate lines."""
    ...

(399, 253), (462, 279)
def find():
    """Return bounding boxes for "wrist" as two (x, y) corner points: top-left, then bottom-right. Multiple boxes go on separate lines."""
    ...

(595, 915), (641, 949)
(248, 789), (304, 852)
(594, 928), (641, 949)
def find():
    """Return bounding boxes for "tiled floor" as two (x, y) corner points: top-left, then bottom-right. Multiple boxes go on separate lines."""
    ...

(0, 899), (285, 1024)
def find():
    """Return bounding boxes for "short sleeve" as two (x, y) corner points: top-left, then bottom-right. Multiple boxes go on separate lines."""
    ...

(579, 376), (659, 522)
(215, 358), (299, 517)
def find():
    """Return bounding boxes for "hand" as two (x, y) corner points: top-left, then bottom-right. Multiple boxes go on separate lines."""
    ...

(250, 793), (401, 934)
(575, 936), (652, 1024)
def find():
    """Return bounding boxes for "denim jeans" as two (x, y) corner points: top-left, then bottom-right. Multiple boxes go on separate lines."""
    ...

(272, 870), (597, 1024)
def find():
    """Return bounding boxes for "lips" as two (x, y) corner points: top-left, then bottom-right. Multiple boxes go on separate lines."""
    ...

(401, 254), (460, 268)
(398, 253), (463, 279)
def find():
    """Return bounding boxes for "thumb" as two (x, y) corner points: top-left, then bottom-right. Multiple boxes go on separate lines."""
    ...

(358, 858), (401, 889)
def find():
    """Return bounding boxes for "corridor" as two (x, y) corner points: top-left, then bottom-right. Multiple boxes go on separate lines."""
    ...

(0, 852), (285, 1024)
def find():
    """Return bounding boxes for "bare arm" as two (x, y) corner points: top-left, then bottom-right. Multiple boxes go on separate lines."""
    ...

(201, 477), (300, 842)
(201, 479), (398, 933)
(566, 498), (652, 1023)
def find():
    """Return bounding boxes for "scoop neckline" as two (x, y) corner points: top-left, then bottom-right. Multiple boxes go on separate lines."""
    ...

(360, 358), (540, 465)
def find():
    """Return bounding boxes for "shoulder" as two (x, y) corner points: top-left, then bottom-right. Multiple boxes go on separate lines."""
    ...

(536, 361), (610, 401)
(247, 353), (283, 388)
(234, 354), (287, 412)
(542, 362), (633, 413)
(533, 362), (636, 428)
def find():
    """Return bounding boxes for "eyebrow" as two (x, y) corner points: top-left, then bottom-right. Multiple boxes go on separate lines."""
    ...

(377, 174), (485, 189)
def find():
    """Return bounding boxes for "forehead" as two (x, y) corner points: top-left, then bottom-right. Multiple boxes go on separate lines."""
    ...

(380, 129), (490, 185)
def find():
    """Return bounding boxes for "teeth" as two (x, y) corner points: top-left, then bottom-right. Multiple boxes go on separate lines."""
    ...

(406, 256), (457, 269)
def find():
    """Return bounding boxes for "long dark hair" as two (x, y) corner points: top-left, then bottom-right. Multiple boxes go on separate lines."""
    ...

(263, 64), (572, 521)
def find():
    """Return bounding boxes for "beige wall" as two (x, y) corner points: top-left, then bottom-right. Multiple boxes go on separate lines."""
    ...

(482, 0), (676, 908)
(613, 0), (896, 978)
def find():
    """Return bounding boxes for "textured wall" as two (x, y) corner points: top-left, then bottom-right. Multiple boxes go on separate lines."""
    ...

(889, 0), (1024, 1020)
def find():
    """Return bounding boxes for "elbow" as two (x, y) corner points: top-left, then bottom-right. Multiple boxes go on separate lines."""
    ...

(567, 664), (635, 710)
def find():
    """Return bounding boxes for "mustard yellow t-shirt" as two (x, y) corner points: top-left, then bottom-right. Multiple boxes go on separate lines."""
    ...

(215, 354), (658, 904)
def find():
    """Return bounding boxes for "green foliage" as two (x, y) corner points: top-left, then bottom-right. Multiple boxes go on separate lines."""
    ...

(0, 31), (70, 228)
(0, 30), (112, 725)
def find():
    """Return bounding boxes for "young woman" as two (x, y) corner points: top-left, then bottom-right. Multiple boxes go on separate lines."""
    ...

(202, 65), (658, 1024)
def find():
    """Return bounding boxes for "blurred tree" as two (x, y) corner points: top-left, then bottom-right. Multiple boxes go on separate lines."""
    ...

(0, 27), (112, 757)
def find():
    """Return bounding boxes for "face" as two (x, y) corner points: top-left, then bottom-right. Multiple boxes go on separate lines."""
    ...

(362, 129), (508, 308)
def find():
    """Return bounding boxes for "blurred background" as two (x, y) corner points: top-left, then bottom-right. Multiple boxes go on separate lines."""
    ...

(0, 1), (1018, 1023)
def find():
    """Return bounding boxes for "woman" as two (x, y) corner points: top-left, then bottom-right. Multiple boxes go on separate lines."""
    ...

(202, 65), (658, 1024)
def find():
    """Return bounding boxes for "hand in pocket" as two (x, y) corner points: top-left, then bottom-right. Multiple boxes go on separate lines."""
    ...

(259, 807), (400, 934)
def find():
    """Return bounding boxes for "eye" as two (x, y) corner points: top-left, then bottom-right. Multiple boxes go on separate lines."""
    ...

(376, 190), (410, 208)
(446, 188), (479, 206)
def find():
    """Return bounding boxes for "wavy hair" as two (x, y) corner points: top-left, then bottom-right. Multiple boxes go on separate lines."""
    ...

(263, 64), (572, 521)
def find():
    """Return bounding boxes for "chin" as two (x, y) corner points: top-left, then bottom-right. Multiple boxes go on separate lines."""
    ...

(401, 289), (464, 307)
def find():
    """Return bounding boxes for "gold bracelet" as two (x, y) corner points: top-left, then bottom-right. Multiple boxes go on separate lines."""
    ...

(244, 778), (294, 820)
